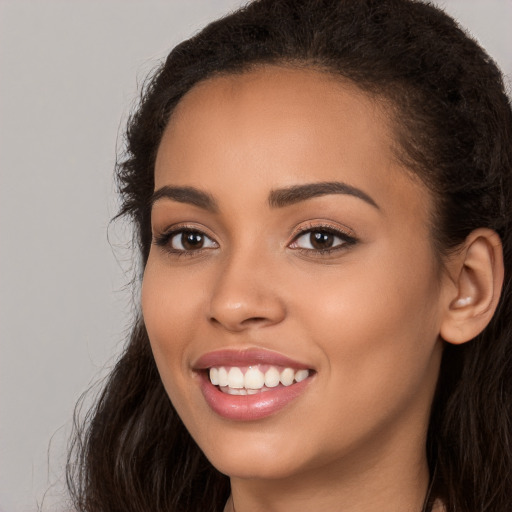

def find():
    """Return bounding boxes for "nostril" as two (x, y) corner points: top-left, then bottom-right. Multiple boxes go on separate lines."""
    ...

(242, 317), (267, 324)
(209, 315), (269, 330)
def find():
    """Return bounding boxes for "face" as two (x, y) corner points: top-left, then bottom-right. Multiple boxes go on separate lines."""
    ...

(142, 67), (447, 482)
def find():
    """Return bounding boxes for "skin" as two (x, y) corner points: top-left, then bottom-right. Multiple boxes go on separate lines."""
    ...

(142, 66), (453, 512)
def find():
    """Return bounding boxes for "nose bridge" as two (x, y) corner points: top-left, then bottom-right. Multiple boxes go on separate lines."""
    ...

(208, 238), (285, 331)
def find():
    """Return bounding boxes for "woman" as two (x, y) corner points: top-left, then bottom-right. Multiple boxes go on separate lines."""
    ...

(67, 0), (512, 511)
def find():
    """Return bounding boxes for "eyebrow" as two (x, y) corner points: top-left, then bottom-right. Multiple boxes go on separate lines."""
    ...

(150, 181), (379, 212)
(268, 181), (379, 209)
(150, 185), (219, 212)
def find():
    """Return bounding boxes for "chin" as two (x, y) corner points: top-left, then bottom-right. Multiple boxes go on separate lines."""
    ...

(209, 452), (306, 481)
(196, 427), (322, 481)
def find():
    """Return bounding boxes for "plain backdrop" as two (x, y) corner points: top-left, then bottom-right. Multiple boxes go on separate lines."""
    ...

(0, 1), (510, 511)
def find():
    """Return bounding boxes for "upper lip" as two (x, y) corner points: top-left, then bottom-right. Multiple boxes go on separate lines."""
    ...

(193, 348), (312, 370)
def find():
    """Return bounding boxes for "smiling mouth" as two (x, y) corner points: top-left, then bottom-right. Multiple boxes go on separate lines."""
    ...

(208, 365), (311, 395)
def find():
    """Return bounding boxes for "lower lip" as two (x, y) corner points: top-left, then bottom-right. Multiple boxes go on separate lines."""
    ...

(198, 373), (312, 421)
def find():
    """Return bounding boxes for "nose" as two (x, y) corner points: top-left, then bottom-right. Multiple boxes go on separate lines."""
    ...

(207, 249), (286, 332)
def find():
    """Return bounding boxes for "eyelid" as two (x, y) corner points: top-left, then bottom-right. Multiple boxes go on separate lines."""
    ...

(153, 221), (216, 239)
(288, 220), (356, 241)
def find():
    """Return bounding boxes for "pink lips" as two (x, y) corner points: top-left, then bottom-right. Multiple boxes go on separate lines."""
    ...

(194, 348), (311, 370)
(194, 349), (313, 421)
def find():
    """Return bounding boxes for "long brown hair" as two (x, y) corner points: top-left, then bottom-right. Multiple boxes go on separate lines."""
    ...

(67, 1), (512, 510)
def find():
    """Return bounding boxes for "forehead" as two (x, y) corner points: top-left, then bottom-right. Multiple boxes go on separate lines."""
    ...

(170, 66), (384, 127)
(163, 66), (391, 165)
(155, 65), (430, 219)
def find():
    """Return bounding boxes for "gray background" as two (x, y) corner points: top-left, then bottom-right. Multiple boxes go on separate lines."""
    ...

(0, 1), (510, 511)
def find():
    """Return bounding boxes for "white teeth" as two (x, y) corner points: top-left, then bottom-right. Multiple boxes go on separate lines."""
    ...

(209, 367), (219, 386)
(264, 367), (280, 388)
(280, 367), (295, 386)
(295, 369), (309, 382)
(244, 366), (265, 389)
(209, 365), (311, 392)
(218, 367), (229, 387)
(227, 367), (244, 388)
(226, 387), (246, 395)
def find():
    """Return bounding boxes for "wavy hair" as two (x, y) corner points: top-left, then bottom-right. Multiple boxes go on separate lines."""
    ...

(67, 1), (512, 510)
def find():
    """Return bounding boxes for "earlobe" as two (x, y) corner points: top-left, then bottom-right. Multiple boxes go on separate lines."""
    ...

(440, 228), (504, 345)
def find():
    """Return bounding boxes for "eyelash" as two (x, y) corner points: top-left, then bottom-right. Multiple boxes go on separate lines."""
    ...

(153, 226), (218, 257)
(153, 223), (357, 257)
(289, 223), (357, 255)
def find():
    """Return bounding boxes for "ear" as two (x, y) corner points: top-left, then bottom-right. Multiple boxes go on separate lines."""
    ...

(440, 228), (504, 345)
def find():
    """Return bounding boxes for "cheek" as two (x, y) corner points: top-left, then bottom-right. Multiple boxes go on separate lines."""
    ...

(142, 254), (205, 331)
(291, 241), (442, 415)
(141, 258), (203, 387)
(141, 258), (213, 435)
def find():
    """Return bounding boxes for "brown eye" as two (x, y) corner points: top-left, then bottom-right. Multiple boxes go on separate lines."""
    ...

(181, 231), (204, 250)
(289, 227), (356, 253)
(169, 230), (217, 252)
(309, 231), (335, 250)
